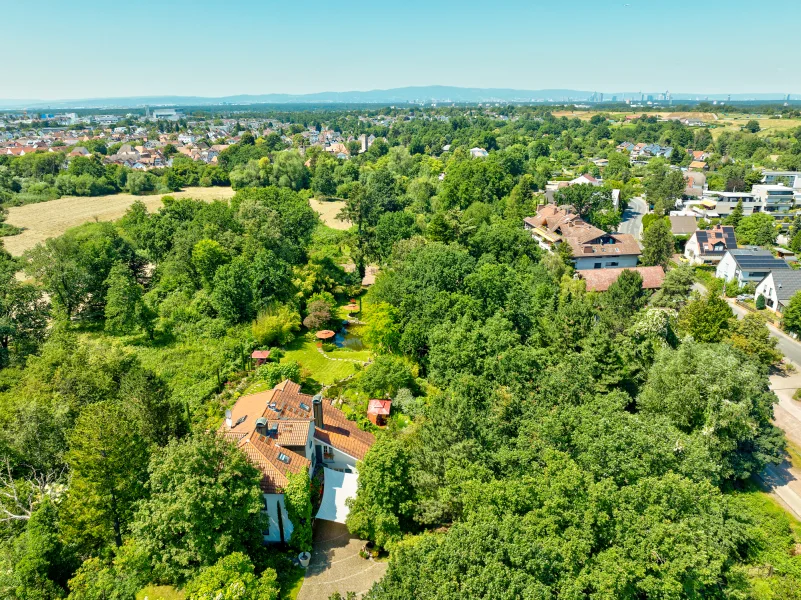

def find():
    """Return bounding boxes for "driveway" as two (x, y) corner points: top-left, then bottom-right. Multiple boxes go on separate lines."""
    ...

(297, 521), (387, 600)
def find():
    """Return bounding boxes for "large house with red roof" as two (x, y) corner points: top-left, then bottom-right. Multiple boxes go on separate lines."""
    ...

(524, 204), (641, 270)
(219, 380), (374, 543)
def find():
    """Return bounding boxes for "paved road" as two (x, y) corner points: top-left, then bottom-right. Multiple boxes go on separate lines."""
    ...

(693, 280), (801, 518)
(728, 299), (801, 364)
(619, 196), (648, 241)
(762, 370), (801, 520)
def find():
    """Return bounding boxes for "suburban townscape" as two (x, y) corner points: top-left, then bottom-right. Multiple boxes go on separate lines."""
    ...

(3, 1), (801, 599)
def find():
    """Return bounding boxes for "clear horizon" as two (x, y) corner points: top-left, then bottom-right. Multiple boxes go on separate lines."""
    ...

(2, 0), (799, 100)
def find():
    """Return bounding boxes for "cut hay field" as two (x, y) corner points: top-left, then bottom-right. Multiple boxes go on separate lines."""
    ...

(309, 198), (350, 230)
(1, 187), (235, 256)
(710, 114), (801, 138)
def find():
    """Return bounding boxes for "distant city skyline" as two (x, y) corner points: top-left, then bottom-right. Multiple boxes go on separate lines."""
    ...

(2, 0), (799, 100)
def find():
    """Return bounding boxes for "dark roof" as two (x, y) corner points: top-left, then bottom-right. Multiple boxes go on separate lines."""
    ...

(764, 270), (801, 305)
(728, 248), (790, 270)
(694, 226), (737, 255)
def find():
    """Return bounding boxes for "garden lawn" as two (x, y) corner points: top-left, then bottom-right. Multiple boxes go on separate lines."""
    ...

(280, 337), (370, 387)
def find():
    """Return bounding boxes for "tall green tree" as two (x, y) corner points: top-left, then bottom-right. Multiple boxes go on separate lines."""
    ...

(184, 553), (279, 600)
(735, 212), (777, 247)
(132, 433), (264, 583)
(0, 250), (48, 366)
(104, 263), (152, 336)
(783, 291), (801, 335)
(677, 292), (734, 342)
(346, 436), (416, 549)
(284, 471), (312, 553)
(63, 401), (150, 551)
(640, 218), (675, 267)
(723, 199), (744, 227)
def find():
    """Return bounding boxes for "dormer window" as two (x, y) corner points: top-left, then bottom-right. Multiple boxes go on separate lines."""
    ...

(277, 452), (290, 464)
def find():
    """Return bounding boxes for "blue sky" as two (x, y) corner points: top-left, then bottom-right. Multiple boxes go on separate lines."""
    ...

(2, 0), (798, 99)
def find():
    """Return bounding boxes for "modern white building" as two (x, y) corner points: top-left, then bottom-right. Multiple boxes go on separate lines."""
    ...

(751, 184), (795, 216)
(715, 247), (790, 286)
(703, 191), (758, 216)
(150, 108), (183, 121)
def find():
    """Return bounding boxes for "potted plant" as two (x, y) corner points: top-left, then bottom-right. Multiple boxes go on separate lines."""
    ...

(298, 551), (311, 568)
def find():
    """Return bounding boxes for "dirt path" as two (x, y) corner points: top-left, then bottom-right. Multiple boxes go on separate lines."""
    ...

(2, 187), (235, 256)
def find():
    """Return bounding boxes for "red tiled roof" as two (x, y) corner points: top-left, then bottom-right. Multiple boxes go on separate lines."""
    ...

(566, 232), (642, 258)
(578, 266), (666, 292)
(367, 399), (392, 416)
(315, 402), (375, 461)
(238, 433), (310, 494)
(251, 350), (271, 359)
(219, 380), (375, 489)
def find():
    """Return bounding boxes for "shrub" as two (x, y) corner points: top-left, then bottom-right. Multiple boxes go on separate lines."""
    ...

(284, 471), (313, 552)
(360, 355), (417, 398)
(393, 388), (424, 419)
(254, 361), (300, 388)
(756, 294), (766, 310)
(252, 305), (301, 346)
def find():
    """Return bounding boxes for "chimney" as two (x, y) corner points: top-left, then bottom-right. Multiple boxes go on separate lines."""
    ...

(312, 393), (324, 429)
(225, 409), (232, 429)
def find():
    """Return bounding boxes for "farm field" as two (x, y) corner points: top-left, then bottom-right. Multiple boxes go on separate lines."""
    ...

(1, 186), (236, 256)
(551, 109), (801, 139)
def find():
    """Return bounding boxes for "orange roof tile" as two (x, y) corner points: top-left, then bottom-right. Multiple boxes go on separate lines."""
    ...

(315, 402), (375, 461)
(238, 433), (310, 494)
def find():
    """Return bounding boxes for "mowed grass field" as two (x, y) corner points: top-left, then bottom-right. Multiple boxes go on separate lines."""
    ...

(2, 186), (235, 256)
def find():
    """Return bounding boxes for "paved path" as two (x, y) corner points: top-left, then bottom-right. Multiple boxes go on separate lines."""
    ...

(315, 347), (369, 364)
(297, 521), (387, 600)
(619, 196), (647, 241)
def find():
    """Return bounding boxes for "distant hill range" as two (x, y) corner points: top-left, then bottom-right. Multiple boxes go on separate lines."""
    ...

(0, 86), (796, 110)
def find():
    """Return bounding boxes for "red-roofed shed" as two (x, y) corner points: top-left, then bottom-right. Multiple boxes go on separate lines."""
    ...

(251, 350), (271, 366)
(367, 399), (392, 427)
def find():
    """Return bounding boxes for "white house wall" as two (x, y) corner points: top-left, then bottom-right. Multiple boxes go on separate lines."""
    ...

(263, 493), (293, 544)
(715, 253), (737, 281)
(755, 275), (781, 312)
(313, 440), (359, 473)
(573, 255), (639, 270)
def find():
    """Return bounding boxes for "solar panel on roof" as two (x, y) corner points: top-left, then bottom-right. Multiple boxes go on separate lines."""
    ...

(733, 254), (789, 269)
